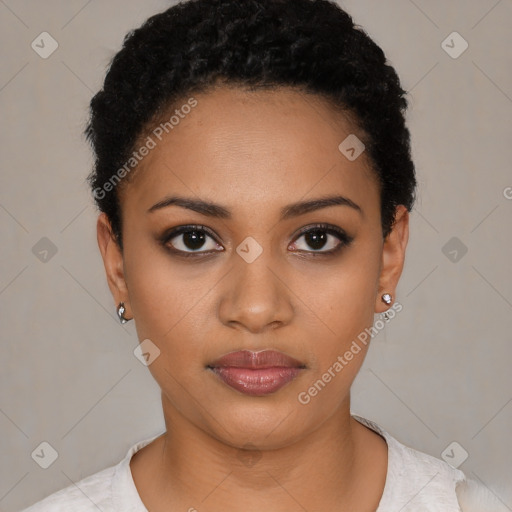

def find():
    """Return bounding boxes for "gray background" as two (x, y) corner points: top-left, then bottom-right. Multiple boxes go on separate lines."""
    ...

(1, 1), (511, 510)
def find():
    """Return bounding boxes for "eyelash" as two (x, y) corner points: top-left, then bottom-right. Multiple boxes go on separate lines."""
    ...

(159, 223), (354, 259)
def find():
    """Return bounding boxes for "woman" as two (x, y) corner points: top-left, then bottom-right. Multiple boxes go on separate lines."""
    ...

(21, 0), (504, 510)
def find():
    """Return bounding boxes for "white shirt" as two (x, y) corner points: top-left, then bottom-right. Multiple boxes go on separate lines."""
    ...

(20, 415), (489, 511)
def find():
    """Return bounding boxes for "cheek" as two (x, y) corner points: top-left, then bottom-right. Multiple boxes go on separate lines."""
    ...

(292, 250), (381, 413)
(124, 253), (210, 403)
(301, 240), (381, 332)
(122, 233), (193, 338)
(122, 234), (221, 372)
(297, 237), (382, 376)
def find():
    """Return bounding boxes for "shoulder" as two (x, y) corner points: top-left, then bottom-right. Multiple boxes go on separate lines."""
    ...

(19, 464), (117, 511)
(19, 431), (164, 512)
(456, 478), (511, 512)
(354, 415), (465, 511)
(385, 432), (466, 510)
(354, 415), (508, 512)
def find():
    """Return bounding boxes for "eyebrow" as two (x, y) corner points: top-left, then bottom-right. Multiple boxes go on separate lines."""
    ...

(147, 194), (362, 220)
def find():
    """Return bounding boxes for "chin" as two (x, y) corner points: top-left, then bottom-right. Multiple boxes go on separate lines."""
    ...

(208, 399), (304, 448)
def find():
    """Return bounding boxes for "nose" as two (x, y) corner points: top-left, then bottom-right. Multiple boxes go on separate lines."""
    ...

(218, 251), (294, 334)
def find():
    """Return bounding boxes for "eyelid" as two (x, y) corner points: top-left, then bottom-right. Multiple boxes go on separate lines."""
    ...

(293, 222), (351, 241)
(162, 224), (219, 242)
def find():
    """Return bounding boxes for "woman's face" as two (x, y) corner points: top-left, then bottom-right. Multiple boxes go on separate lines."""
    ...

(98, 86), (408, 449)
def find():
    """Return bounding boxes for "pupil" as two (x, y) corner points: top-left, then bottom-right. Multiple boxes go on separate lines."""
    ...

(184, 230), (206, 250)
(305, 230), (327, 250)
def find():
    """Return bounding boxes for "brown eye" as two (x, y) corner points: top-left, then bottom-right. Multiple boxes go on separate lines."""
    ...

(162, 225), (222, 255)
(289, 224), (353, 254)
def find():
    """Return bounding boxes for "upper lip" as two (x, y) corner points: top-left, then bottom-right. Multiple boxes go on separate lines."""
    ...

(208, 350), (305, 369)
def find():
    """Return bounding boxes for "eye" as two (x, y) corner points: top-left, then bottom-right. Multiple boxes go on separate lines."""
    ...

(161, 225), (222, 256)
(289, 223), (353, 255)
(160, 223), (353, 259)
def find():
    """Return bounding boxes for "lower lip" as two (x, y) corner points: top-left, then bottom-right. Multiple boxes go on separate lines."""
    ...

(211, 367), (302, 396)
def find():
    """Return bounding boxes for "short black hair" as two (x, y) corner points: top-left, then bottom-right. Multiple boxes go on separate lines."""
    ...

(85, 0), (416, 249)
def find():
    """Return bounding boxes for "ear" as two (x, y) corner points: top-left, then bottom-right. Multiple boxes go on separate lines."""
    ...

(96, 213), (131, 319)
(375, 205), (409, 313)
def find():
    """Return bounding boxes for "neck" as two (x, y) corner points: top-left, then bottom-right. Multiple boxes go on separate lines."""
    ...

(131, 393), (387, 511)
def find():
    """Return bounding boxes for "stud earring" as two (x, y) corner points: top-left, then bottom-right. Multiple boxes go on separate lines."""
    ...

(381, 293), (392, 305)
(117, 302), (130, 324)
(381, 293), (392, 321)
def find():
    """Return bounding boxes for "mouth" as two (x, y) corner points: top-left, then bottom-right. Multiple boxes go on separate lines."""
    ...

(207, 350), (306, 396)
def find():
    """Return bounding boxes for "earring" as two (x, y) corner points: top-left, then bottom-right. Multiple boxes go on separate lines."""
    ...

(381, 293), (392, 305)
(117, 302), (130, 324)
(381, 293), (392, 321)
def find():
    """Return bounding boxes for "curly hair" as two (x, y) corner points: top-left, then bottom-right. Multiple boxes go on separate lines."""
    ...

(85, 0), (416, 250)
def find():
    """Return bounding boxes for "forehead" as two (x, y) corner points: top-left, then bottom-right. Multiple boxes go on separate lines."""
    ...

(121, 86), (379, 219)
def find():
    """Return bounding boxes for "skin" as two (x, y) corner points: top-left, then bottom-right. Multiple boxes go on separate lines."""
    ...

(97, 85), (409, 512)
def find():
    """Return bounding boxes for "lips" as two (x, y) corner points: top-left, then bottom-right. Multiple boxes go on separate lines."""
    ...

(208, 350), (305, 396)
